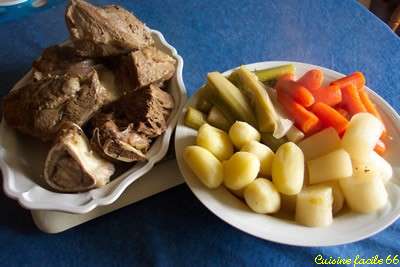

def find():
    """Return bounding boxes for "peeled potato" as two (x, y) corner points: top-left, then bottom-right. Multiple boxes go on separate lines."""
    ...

(320, 181), (345, 215)
(244, 178), (281, 213)
(295, 185), (333, 227)
(241, 141), (274, 177)
(272, 142), (304, 195)
(298, 127), (341, 160)
(308, 149), (353, 184)
(342, 113), (384, 161)
(229, 121), (261, 149)
(197, 123), (234, 161)
(339, 163), (388, 213)
(223, 152), (260, 190)
(183, 146), (223, 189)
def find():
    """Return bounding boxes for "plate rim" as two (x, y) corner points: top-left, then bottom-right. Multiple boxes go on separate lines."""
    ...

(174, 60), (400, 247)
(0, 29), (187, 214)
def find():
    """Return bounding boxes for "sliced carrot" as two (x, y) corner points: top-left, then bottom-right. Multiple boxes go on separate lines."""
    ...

(311, 102), (349, 134)
(341, 84), (367, 116)
(277, 91), (320, 134)
(276, 79), (315, 107)
(297, 69), (324, 91)
(311, 84), (342, 107)
(374, 139), (386, 155)
(336, 107), (350, 120)
(331, 71), (366, 90)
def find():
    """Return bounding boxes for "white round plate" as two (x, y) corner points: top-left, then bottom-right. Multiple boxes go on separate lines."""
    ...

(0, 29), (187, 214)
(175, 61), (400, 247)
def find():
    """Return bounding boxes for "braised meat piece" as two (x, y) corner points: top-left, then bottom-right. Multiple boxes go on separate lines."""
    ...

(117, 47), (176, 92)
(65, 0), (154, 57)
(90, 84), (174, 162)
(44, 122), (115, 192)
(91, 112), (149, 162)
(32, 44), (95, 78)
(122, 84), (174, 138)
(2, 69), (112, 141)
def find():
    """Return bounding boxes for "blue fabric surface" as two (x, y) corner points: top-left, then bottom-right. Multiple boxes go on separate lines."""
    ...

(0, 0), (400, 266)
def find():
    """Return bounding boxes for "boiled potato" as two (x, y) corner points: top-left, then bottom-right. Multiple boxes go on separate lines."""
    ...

(244, 178), (281, 213)
(280, 193), (297, 214)
(223, 152), (260, 190)
(320, 181), (345, 215)
(197, 123), (233, 161)
(308, 149), (353, 184)
(339, 163), (388, 213)
(272, 142), (304, 195)
(342, 113), (384, 161)
(297, 127), (341, 160)
(295, 185), (333, 227)
(229, 121), (261, 149)
(183, 146), (223, 189)
(241, 141), (274, 177)
(286, 125), (305, 143)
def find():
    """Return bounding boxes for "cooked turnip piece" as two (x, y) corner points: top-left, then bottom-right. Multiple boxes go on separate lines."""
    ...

(272, 142), (304, 195)
(339, 163), (388, 213)
(241, 141), (274, 177)
(295, 185), (333, 227)
(298, 127), (341, 160)
(196, 124), (234, 161)
(183, 146), (224, 189)
(360, 151), (393, 183)
(44, 123), (115, 192)
(244, 178), (281, 214)
(320, 181), (345, 215)
(229, 121), (261, 149)
(223, 152), (260, 190)
(342, 113), (384, 161)
(308, 149), (353, 184)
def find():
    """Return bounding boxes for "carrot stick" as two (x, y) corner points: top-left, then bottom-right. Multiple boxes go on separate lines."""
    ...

(336, 107), (350, 120)
(277, 91), (320, 134)
(276, 79), (315, 107)
(310, 102), (349, 134)
(341, 84), (367, 116)
(311, 84), (342, 107)
(358, 89), (387, 138)
(359, 90), (383, 120)
(331, 71), (366, 90)
(297, 69), (324, 91)
(374, 139), (386, 155)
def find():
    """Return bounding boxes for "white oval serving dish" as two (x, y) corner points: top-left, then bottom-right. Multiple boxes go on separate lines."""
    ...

(175, 61), (400, 247)
(0, 29), (187, 214)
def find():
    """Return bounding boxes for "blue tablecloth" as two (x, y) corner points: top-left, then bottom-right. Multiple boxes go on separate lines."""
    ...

(1, 0), (400, 266)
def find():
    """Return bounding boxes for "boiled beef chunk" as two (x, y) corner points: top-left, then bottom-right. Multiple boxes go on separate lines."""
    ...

(91, 112), (149, 162)
(118, 47), (176, 91)
(2, 69), (111, 141)
(44, 122), (115, 192)
(32, 44), (95, 78)
(122, 84), (174, 138)
(65, 0), (154, 57)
